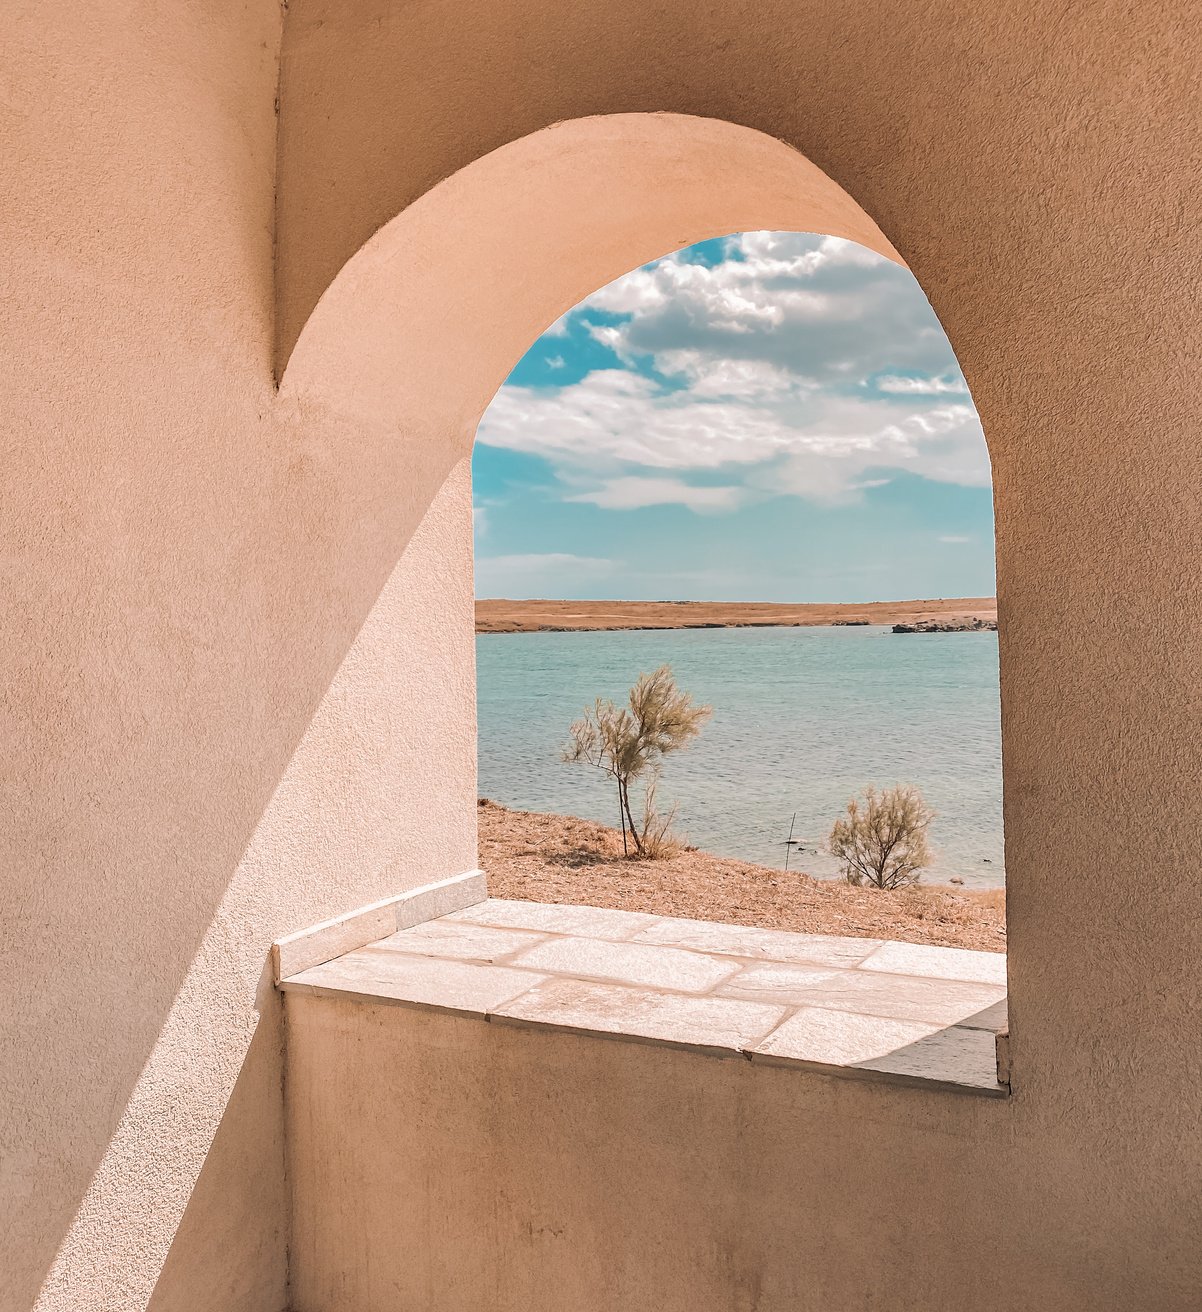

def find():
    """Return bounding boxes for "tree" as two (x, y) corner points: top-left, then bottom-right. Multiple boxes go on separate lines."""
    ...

(562, 664), (711, 858)
(828, 784), (934, 889)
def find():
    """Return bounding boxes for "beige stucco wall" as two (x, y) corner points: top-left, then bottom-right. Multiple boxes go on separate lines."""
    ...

(276, 2), (1201, 1307)
(5, 0), (1202, 1309)
(286, 994), (1196, 1312)
(2, 5), (477, 1310)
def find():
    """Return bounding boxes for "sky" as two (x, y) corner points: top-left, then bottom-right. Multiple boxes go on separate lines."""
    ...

(472, 231), (995, 603)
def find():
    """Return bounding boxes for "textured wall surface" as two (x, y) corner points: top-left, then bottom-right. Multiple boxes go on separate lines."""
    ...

(287, 995), (1198, 1312)
(5, 0), (1202, 1309)
(275, 2), (1202, 1307)
(1, 5), (477, 1310)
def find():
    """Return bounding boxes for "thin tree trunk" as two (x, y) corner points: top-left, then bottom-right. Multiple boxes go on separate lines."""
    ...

(617, 781), (628, 856)
(620, 777), (641, 855)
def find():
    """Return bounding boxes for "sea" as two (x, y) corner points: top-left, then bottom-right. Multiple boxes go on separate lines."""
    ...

(476, 624), (1005, 888)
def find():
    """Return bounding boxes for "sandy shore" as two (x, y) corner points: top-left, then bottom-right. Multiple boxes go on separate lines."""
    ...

(479, 799), (1005, 952)
(476, 597), (997, 634)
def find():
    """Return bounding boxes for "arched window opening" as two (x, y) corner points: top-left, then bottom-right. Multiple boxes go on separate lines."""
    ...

(279, 118), (1010, 1093)
(472, 231), (1004, 1065)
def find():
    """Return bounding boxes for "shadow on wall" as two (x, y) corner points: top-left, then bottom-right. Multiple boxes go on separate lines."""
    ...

(18, 109), (946, 1311)
(15, 439), (472, 1312)
(146, 1018), (287, 1312)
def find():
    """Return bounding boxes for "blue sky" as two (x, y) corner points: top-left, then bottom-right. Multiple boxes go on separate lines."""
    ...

(473, 232), (995, 602)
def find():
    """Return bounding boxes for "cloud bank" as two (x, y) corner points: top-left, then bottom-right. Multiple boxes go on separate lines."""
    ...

(476, 232), (989, 511)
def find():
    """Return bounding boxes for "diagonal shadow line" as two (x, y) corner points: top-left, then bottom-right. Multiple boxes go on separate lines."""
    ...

(13, 438), (466, 1312)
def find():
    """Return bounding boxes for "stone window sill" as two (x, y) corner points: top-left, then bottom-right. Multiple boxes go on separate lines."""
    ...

(276, 895), (1009, 1097)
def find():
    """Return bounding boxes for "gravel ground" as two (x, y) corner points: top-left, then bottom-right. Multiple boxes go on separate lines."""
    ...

(478, 799), (1006, 952)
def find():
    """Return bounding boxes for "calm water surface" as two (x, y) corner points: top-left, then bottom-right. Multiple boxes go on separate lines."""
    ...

(477, 625), (1004, 887)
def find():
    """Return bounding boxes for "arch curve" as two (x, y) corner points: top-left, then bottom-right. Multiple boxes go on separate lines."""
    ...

(280, 113), (905, 463)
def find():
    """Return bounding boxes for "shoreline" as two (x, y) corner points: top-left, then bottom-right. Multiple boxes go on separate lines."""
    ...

(479, 800), (1005, 952)
(476, 596), (997, 635)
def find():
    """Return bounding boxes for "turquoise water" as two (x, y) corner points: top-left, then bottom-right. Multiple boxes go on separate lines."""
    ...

(476, 625), (1004, 888)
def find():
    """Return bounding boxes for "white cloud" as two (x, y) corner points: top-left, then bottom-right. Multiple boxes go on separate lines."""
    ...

(660, 355), (797, 400)
(475, 552), (614, 598)
(584, 323), (631, 356)
(477, 230), (989, 507)
(472, 505), (488, 536)
(477, 368), (990, 502)
(546, 355), (566, 369)
(875, 374), (970, 395)
(583, 266), (671, 314)
(476, 551), (612, 572)
(565, 476), (745, 513)
(580, 233), (962, 387)
(478, 370), (800, 472)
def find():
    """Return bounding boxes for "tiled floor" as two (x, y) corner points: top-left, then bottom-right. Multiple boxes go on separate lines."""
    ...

(279, 898), (1009, 1095)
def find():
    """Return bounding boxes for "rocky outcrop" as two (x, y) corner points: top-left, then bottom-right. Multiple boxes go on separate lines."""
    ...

(892, 617), (998, 634)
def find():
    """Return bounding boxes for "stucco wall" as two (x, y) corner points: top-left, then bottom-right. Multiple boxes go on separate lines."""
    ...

(1, 5), (477, 1309)
(272, 2), (1202, 1308)
(286, 994), (1200, 1312)
(5, 1), (1202, 1309)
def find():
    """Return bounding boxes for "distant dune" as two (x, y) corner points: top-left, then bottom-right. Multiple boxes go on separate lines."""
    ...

(475, 597), (998, 634)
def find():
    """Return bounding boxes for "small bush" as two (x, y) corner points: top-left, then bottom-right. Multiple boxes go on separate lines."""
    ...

(828, 784), (934, 889)
(563, 664), (710, 858)
(635, 773), (682, 860)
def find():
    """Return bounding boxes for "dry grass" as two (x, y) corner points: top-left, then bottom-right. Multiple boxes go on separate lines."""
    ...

(478, 799), (1006, 952)
(476, 597), (998, 634)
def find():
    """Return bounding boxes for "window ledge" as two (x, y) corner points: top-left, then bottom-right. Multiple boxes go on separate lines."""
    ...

(277, 898), (1009, 1097)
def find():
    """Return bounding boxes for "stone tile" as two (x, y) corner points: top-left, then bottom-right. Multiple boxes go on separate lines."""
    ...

(857, 1025), (1006, 1094)
(271, 870), (486, 981)
(858, 941), (1007, 986)
(955, 998), (1010, 1033)
(631, 916), (881, 967)
(393, 870), (488, 930)
(280, 896), (1010, 1097)
(446, 899), (660, 941)
(493, 977), (786, 1053)
(367, 919), (545, 964)
(751, 1008), (942, 1069)
(995, 1031), (1012, 1086)
(281, 951), (542, 1017)
(273, 900), (398, 982)
(716, 963), (850, 1006)
(750, 1009), (1005, 1094)
(510, 935), (739, 993)
(725, 967), (1004, 1027)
